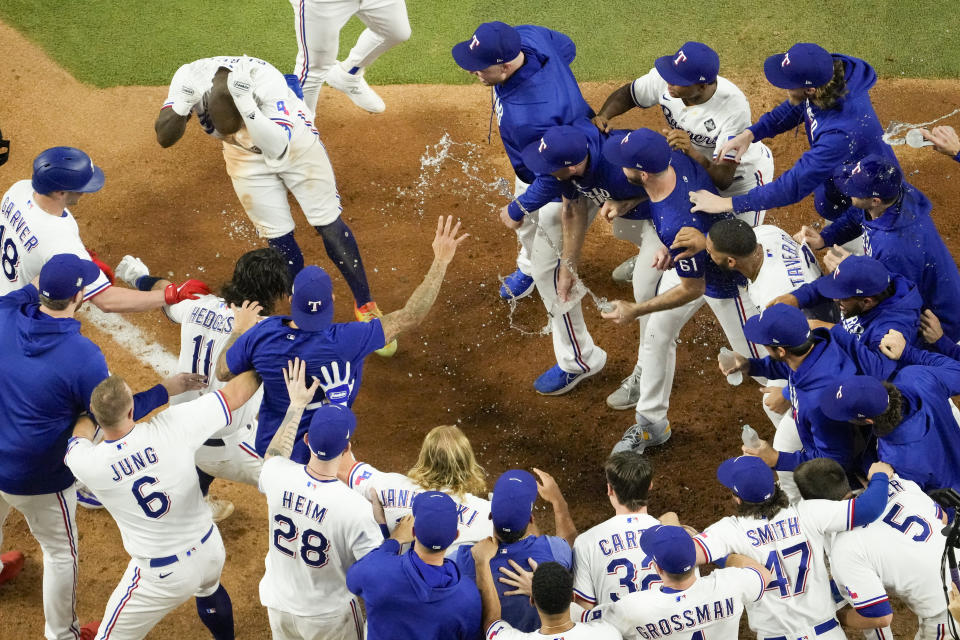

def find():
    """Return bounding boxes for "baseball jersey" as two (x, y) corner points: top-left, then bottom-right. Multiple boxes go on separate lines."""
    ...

(485, 619), (621, 639)
(64, 392), (230, 558)
(747, 225), (822, 310)
(257, 456), (382, 616)
(630, 69), (772, 198)
(830, 476), (948, 621)
(572, 512), (661, 606)
(0, 180), (111, 298)
(163, 56), (320, 169)
(585, 567), (765, 639)
(346, 461), (493, 555)
(166, 294), (262, 439)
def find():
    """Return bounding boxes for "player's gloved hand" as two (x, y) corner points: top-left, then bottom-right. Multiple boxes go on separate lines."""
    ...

(823, 246), (851, 273)
(920, 125), (960, 157)
(85, 249), (116, 284)
(499, 557), (536, 596)
(161, 372), (208, 396)
(920, 309), (944, 344)
(164, 279), (210, 305)
(498, 205), (522, 230)
(283, 357), (321, 409)
(471, 536), (500, 565)
(115, 255), (150, 288)
(670, 226), (706, 260)
(879, 329), (907, 360)
(170, 65), (211, 116)
(230, 300), (264, 334)
(228, 57), (257, 114)
(793, 225), (825, 250)
(601, 300), (641, 324)
(318, 361), (353, 406)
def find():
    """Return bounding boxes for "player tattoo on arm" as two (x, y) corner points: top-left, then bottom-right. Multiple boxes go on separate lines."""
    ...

(264, 358), (320, 460)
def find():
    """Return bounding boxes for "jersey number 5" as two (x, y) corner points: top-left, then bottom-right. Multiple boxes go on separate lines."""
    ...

(882, 503), (931, 542)
(272, 514), (331, 568)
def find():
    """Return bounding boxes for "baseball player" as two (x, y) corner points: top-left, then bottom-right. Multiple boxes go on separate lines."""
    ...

(290, 0), (410, 113)
(600, 129), (763, 454)
(114, 248), (294, 518)
(795, 459), (951, 638)
(154, 56), (397, 358)
(64, 369), (261, 639)
(920, 125), (960, 162)
(258, 358), (382, 639)
(0, 146), (210, 312)
(452, 22), (608, 396)
(691, 43), (898, 225)
(343, 424), (492, 554)
(692, 455), (894, 640)
(583, 524), (772, 639)
(218, 216), (467, 463)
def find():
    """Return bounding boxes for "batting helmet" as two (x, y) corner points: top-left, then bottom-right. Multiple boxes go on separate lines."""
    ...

(32, 147), (105, 195)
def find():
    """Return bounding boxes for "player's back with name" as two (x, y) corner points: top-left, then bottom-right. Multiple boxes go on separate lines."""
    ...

(750, 225), (821, 306)
(573, 513), (661, 606)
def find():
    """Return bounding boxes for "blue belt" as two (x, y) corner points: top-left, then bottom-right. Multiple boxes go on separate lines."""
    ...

(149, 525), (214, 568)
(764, 618), (839, 640)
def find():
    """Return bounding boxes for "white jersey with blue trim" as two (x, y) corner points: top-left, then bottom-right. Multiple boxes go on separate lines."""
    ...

(258, 456), (382, 617)
(693, 498), (859, 638)
(0, 179), (111, 299)
(572, 512), (662, 606)
(64, 392), (230, 559)
(585, 567), (765, 640)
(485, 618), (621, 639)
(747, 225), (823, 310)
(630, 69), (772, 198)
(165, 294), (262, 440)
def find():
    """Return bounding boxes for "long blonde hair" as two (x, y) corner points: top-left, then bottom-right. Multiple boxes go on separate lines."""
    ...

(407, 425), (487, 500)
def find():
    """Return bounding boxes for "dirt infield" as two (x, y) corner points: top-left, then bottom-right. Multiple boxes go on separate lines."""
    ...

(2, 20), (958, 638)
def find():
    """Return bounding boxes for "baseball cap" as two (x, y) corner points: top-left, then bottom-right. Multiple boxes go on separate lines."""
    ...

(306, 404), (356, 460)
(743, 303), (811, 347)
(763, 43), (834, 89)
(412, 491), (459, 551)
(639, 525), (696, 574)
(491, 469), (538, 533)
(717, 456), (775, 504)
(654, 42), (720, 86)
(291, 266), (334, 331)
(833, 155), (903, 201)
(451, 22), (522, 72)
(819, 376), (890, 422)
(520, 126), (590, 176)
(602, 128), (672, 173)
(816, 255), (890, 300)
(38, 254), (101, 300)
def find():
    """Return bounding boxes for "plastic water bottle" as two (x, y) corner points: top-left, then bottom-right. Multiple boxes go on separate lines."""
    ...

(906, 128), (934, 148)
(741, 425), (761, 448)
(718, 347), (743, 386)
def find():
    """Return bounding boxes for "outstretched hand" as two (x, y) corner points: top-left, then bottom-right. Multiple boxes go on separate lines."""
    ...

(283, 357), (321, 409)
(433, 215), (469, 265)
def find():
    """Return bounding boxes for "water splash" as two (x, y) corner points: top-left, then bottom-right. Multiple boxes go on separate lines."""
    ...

(883, 108), (960, 146)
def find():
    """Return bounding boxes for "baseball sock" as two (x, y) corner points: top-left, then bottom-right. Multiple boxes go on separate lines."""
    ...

(267, 232), (305, 280)
(196, 584), (234, 640)
(314, 219), (372, 307)
(196, 468), (215, 497)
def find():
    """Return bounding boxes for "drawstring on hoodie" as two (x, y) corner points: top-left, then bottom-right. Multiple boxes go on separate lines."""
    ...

(487, 85), (494, 145)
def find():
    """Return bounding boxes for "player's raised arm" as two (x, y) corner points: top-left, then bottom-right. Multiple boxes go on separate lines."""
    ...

(264, 358), (319, 460)
(156, 63), (207, 147)
(218, 370), (262, 412)
(592, 83), (636, 133)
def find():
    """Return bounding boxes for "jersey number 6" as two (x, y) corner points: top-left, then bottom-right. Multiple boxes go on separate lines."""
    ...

(272, 514), (331, 568)
(131, 476), (171, 519)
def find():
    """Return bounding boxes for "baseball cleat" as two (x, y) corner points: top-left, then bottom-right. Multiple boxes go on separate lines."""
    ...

(77, 487), (104, 510)
(355, 301), (398, 357)
(206, 496), (235, 523)
(534, 360), (605, 396)
(79, 620), (101, 640)
(115, 255), (150, 288)
(612, 255), (638, 284)
(325, 64), (385, 113)
(499, 269), (535, 300)
(0, 550), (25, 585)
(606, 366), (643, 410)
(611, 418), (671, 455)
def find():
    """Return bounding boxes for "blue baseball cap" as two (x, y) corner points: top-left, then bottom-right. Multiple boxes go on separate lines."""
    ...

(38, 254), (101, 299)
(834, 155), (903, 201)
(491, 469), (538, 533)
(451, 22), (522, 72)
(819, 376), (890, 422)
(602, 128), (672, 173)
(717, 456), (775, 504)
(639, 525), (696, 574)
(291, 266), (334, 331)
(307, 404), (356, 460)
(412, 491), (459, 550)
(743, 303), (811, 347)
(763, 43), (834, 89)
(520, 126), (590, 176)
(654, 42), (720, 86)
(816, 255), (890, 300)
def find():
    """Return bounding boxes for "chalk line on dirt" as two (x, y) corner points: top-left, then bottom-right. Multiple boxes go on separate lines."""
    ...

(81, 306), (178, 376)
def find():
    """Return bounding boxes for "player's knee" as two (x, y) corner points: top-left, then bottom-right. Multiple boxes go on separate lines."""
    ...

(384, 22), (411, 45)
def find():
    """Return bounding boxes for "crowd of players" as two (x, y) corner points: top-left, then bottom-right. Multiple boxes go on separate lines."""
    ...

(3, 15), (960, 640)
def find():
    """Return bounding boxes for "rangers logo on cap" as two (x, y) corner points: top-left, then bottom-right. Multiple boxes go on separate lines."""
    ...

(307, 300), (323, 311)
(674, 50), (688, 66)
(538, 138), (547, 153)
(469, 34), (480, 50)
(781, 53), (791, 67)
(836, 385), (843, 399)
(851, 161), (862, 175)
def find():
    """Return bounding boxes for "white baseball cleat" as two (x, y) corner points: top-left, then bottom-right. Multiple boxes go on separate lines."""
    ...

(612, 255), (637, 283)
(325, 64), (385, 114)
(606, 365), (642, 410)
(115, 255), (150, 288)
(206, 496), (235, 523)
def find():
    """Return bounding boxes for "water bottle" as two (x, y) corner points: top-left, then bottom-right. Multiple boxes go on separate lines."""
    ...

(906, 128), (934, 148)
(718, 347), (743, 386)
(741, 425), (761, 449)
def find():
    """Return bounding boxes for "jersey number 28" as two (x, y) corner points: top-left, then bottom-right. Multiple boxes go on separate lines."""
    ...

(273, 514), (331, 568)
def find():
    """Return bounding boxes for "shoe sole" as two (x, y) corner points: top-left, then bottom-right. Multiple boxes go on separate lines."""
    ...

(536, 352), (607, 396)
(210, 503), (235, 523)
(499, 281), (535, 301)
(374, 339), (398, 357)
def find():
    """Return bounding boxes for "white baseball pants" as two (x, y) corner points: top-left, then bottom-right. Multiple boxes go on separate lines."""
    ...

(268, 599), (365, 640)
(291, 0), (411, 112)
(771, 412), (803, 504)
(0, 486), (80, 640)
(195, 421), (263, 487)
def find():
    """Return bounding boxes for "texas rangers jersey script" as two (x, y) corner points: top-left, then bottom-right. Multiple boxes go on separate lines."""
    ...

(347, 461), (493, 555)
(585, 567), (765, 640)
(0, 180), (111, 298)
(485, 619), (621, 639)
(64, 392), (230, 558)
(258, 456), (382, 616)
(630, 69), (772, 197)
(747, 225), (822, 309)
(572, 512), (661, 606)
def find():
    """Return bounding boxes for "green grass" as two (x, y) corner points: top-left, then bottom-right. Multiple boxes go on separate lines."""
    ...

(2, 0), (958, 87)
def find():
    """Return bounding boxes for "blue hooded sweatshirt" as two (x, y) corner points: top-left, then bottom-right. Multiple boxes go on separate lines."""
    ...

(733, 55), (899, 219)
(818, 183), (960, 341)
(347, 540), (481, 640)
